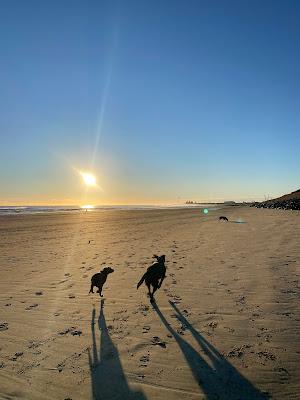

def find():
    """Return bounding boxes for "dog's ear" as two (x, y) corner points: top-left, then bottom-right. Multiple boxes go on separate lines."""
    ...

(153, 254), (159, 260)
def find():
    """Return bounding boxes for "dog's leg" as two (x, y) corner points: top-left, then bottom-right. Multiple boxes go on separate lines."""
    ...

(152, 284), (158, 301)
(146, 283), (151, 298)
(149, 285), (156, 303)
(149, 291), (155, 303)
(158, 276), (165, 288)
(89, 284), (94, 294)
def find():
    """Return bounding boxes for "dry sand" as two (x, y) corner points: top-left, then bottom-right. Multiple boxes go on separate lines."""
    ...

(0, 206), (299, 400)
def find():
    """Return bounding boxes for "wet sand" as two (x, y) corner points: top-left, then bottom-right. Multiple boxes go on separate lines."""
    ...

(0, 206), (299, 400)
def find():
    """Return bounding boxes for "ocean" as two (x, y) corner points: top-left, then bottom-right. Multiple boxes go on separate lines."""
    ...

(0, 204), (221, 216)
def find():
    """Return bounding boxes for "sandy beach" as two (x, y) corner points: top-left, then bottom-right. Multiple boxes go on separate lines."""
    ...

(0, 206), (299, 400)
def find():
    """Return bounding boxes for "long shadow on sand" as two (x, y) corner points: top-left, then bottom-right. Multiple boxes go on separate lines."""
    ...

(88, 299), (147, 400)
(153, 301), (270, 400)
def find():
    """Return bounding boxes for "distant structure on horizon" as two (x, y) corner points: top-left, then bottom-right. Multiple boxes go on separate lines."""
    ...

(185, 200), (236, 205)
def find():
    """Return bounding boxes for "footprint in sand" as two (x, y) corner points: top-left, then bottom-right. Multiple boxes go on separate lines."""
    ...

(224, 326), (235, 333)
(182, 309), (190, 317)
(207, 321), (218, 330)
(58, 327), (82, 336)
(134, 304), (150, 316)
(151, 336), (167, 348)
(275, 367), (290, 383)
(227, 345), (251, 358)
(68, 294), (76, 299)
(28, 340), (41, 349)
(177, 325), (186, 335)
(257, 351), (276, 362)
(142, 325), (151, 333)
(236, 295), (246, 304)
(10, 351), (24, 361)
(139, 355), (149, 367)
(172, 295), (182, 304)
(26, 304), (39, 310)
(0, 322), (9, 331)
(35, 291), (43, 296)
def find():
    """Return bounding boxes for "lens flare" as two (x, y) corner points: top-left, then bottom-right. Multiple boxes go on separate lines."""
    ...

(203, 208), (209, 214)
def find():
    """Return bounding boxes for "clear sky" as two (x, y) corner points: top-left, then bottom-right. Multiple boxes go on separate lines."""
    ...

(0, 0), (299, 205)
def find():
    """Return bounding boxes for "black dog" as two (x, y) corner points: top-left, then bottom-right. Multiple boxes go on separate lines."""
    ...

(89, 267), (114, 297)
(219, 216), (228, 221)
(137, 255), (166, 302)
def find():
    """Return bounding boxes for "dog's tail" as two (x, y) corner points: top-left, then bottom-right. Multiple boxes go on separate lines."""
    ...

(137, 273), (146, 290)
(89, 283), (93, 294)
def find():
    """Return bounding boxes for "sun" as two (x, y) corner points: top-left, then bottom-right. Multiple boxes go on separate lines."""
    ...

(80, 172), (97, 186)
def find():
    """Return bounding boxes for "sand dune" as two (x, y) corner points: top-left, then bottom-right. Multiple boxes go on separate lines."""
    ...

(0, 207), (299, 399)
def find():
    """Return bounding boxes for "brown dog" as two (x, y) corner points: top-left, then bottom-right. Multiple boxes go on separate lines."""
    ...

(89, 267), (114, 297)
(219, 216), (228, 221)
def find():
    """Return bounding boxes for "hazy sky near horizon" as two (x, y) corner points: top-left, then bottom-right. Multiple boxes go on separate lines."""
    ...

(0, 0), (299, 205)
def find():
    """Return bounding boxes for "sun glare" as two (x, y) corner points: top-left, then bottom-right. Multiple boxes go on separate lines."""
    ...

(81, 204), (94, 210)
(80, 172), (97, 186)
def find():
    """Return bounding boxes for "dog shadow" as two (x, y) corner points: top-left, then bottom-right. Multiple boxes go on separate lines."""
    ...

(88, 299), (147, 400)
(153, 301), (270, 400)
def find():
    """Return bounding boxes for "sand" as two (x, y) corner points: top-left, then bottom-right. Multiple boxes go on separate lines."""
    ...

(0, 206), (299, 400)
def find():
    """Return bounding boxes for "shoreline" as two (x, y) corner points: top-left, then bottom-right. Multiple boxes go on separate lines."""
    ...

(0, 203), (227, 217)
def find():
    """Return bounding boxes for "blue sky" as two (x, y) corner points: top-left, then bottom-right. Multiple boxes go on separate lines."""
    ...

(0, 0), (299, 205)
